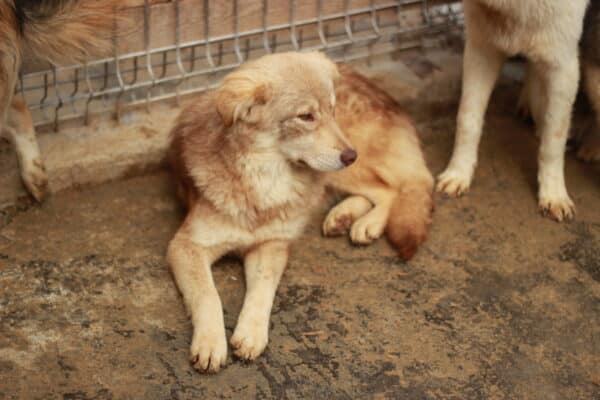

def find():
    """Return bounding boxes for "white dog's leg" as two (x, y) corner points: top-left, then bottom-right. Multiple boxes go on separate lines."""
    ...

(517, 63), (545, 129)
(167, 232), (228, 373)
(537, 59), (578, 221)
(577, 60), (600, 162)
(5, 99), (48, 201)
(231, 240), (288, 360)
(437, 41), (506, 196)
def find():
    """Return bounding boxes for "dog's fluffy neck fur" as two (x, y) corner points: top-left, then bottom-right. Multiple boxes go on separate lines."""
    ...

(471, 0), (587, 23)
(186, 105), (322, 229)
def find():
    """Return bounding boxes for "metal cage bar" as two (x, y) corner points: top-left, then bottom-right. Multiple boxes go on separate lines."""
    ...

(17, 0), (462, 130)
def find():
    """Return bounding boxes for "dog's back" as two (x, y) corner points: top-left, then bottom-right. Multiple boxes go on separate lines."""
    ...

(8, 0), (122, 66)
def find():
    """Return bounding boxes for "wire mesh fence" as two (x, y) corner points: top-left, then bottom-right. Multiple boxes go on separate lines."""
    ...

(16, 0), (462, 131)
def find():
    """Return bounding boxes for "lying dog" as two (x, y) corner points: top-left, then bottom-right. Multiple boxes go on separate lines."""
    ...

(167, 52), (433, 372)
(577, 0), (600, 162)
(437, 0), (589, 221)
(0, 1), (122, 200)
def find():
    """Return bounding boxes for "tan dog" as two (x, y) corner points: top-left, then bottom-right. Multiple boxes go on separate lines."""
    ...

(167, 52), (433, 373)
(0, 1), (122, 200)
(577, 0), (600, 162)
(437, 0), (589, 221)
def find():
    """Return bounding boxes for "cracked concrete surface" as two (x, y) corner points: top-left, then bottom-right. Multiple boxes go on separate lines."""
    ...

(0, 50), (599, 399)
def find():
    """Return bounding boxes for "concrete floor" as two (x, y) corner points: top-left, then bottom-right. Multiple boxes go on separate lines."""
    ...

(0, 51), (599, 399)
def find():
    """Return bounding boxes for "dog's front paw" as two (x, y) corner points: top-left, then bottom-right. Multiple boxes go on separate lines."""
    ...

(350, 213), (386, 245)
(230, 320), (269, 361)
(190, 328), (228, 373)
(538, 193), (575, 222)
(22, 158), (48, 202)
(436, 167), (472, 197)
(322, 208), (354, 237)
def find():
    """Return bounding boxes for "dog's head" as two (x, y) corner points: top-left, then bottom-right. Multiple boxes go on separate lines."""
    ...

(215, 52), (356, 172)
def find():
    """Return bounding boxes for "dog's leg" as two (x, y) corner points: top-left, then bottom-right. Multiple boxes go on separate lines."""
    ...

(517, 63), (545, 128)
(536, 59), (578, 221)
(0, 35), (18, 128)
(517, 63), (534, 120)
(577, 60), (600, 162)
(5, 98), (48, 201)
(167, 231), (228, 373)
(344, 188), (395, 245)
(0, 41), (48, 201)
(231, 240), (289, 360)
(322, 195), (373, 236)
(437, 41), (505, 196)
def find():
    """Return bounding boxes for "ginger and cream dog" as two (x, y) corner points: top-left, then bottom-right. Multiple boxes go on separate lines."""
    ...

(0, 1), (122, 200)
(437, 0), (589, 221)
(577, 0), (600, 162)
(167, 52), (433, 372)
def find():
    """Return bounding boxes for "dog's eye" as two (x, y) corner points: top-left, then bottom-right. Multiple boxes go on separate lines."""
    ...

(297, 113), (314, 122)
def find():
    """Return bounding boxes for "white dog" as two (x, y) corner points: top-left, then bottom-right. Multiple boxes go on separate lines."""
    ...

(437, 0), (589, 221)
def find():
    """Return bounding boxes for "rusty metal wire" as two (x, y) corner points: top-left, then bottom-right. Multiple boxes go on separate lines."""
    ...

(16, 0), (462, 130)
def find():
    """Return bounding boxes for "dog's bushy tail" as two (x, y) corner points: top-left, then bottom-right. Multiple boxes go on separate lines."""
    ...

(17, 0), (124, 65)
(385, 180), (434, 261)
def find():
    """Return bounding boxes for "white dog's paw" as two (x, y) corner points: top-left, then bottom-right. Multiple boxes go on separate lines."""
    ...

(436, 167), (472, 197)
(21, 158), (48, 202)
(577, 132), (600, 162)
(230, 320), (269, 361)
(322, 208), (354, 237)
(350, 213), (386, 245)
(538, 192), (575, 222)
(189, 327), (228, 373)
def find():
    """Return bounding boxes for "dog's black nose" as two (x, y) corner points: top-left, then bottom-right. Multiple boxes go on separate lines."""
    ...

(340, 148), (357, 166)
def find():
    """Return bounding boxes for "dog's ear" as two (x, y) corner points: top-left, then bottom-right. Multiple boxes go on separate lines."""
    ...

(215, 74), (272, 127)
(305, 51), (340, 82)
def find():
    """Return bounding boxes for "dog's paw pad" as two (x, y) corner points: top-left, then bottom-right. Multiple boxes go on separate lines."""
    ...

(436, 169), (472, 197)
(189, 330), (228, 373)
(230, 324), (268, 361)
(322, 212), (353, 236)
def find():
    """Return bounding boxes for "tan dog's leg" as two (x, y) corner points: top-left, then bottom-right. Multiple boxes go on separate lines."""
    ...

(1, 38), (47, 201)
(577, 60), (600, 162)
(231, 240), (289, 360)
(346, 188), (395, 245)
(437, 41), (506, 196)
(167, 231), (228, 373)
(0, 41), (48, 201)
(536, 59), (578, 221)
(322, 195), (373, 236)
(6, 99), (48, 201)
(0, 36), (18, 128)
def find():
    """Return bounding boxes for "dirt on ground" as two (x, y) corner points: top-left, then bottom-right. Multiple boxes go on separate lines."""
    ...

(0, 50), (598, 399)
